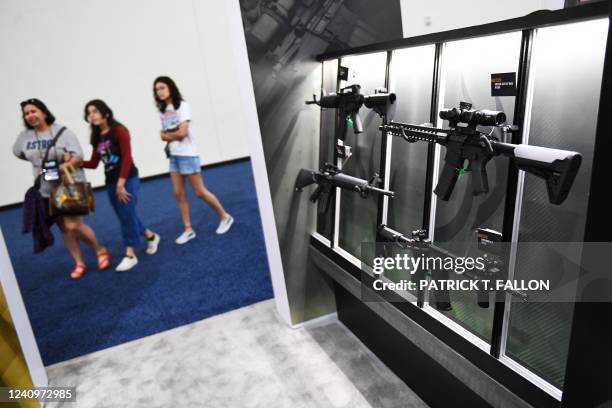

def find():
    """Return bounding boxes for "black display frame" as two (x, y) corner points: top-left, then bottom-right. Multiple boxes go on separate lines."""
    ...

(317, 3), (607, 62)
(562, 2), (612, 407)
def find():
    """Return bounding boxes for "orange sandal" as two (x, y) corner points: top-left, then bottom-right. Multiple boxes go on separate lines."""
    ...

(97, 249), (111, 271)
(70, 263), (88, 280)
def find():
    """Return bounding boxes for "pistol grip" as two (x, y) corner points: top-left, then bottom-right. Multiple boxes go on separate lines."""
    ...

(310, 185), (333, 214)
(309, 186), (323, 203)
(470, 158), (490, 196)
(353, 112), (363, 134)
(319, 190), (333, 214)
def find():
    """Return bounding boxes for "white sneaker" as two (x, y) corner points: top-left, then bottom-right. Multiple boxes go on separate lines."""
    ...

(116, 256), (138, 272)
(216, 215), (234, 234)
(145, 233), (161, 255)
(175, 230), (196, 244)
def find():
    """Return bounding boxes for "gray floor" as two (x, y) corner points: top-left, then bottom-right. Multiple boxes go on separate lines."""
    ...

(45, 299), (428, 408)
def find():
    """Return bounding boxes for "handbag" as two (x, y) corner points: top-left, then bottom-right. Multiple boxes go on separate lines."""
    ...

(49, 164), (95, 216)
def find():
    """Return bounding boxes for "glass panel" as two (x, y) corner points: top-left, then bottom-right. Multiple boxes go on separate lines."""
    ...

(317, 59), (339, 238)
(387, 45), (435, 233)
(337, 52), (388, 260)
(505, 18), (608, 389)
(431, 32), (523, 342)
(383, 45), (436, 291)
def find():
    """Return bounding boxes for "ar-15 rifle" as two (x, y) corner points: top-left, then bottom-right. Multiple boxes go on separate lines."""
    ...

(377, 225), (510, 310)
(295, 163), (395, 214)
(377, 225), (430, 253)
(377, 225), (451, 310)
(306, 85), (396, 141)
(380, 102), (582, 204)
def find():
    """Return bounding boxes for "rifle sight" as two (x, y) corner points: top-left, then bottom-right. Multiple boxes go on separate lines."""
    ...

(440, 102), (506, 127)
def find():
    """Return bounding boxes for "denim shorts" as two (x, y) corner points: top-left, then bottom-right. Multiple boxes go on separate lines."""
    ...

(169, 155), (201, 175)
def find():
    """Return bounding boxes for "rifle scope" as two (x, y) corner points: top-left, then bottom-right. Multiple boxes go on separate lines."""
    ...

(439, 107), (506, 126)
(364, 93), (396, 108)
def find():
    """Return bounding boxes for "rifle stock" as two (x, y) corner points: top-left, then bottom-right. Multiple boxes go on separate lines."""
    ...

(509, 144), (582, 205)
(294, 169), (316, 191)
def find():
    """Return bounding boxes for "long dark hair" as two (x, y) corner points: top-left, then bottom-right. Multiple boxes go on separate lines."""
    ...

(20, 98), (56, 129)
(84, 99), (123, 147)
(153, 76), (183, 113)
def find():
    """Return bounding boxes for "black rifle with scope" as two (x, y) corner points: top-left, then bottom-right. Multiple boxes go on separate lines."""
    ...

(377, 225), (452, 310)
(294, 163), (395, 214)
(380, 102), (582, 204)
(377, 224), (430, 252)
(377, 225), (508, 309)
(306, 84), (396, 141)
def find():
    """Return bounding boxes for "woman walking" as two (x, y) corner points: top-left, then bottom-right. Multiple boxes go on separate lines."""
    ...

(153, 76), (233, 244)
(13, 98), (109, 279)
(82, 99), (160, 271)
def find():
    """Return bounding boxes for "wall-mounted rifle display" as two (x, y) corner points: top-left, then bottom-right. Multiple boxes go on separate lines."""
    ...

(294, 163), (394, 214)
(376, 225), (512, 310)
(380, 102), (582, 204)
(306, 84), (396, 158)
(306, 84), (396, 139)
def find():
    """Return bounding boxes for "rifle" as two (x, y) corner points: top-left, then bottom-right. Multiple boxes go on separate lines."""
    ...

(377, 225), (451, 310)
(377, 225), (511, 309)
(295, 163), (395, 214)
(306, 85), (396, 141)
(377, 224), (429, 252)
(380, 102), (582, 204)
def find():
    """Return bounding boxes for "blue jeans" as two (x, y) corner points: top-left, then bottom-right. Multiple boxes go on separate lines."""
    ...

(107, 177), (146, 247)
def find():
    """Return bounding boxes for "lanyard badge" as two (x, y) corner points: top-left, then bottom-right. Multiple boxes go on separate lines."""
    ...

(43, 159), (60, 181)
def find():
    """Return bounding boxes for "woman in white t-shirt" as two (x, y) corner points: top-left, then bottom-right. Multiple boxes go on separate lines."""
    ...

(153, 76), (234, 244)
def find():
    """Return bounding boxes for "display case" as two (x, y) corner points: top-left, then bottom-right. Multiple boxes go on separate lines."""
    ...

(306, 3), (611, 407)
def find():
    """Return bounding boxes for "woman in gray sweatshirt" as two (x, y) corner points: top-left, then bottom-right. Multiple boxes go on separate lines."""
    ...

(13, 98), (109, 279)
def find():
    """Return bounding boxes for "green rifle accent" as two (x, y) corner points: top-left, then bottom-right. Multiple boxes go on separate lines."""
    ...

(456, 164), (468, 179)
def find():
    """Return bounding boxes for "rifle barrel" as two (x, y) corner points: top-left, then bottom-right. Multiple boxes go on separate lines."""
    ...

(368, 185), (395, 198)
(378, 225), (412, 244)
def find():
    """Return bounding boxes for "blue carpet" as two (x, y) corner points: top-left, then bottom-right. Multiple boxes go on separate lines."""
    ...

(0, 159), (273, 365)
